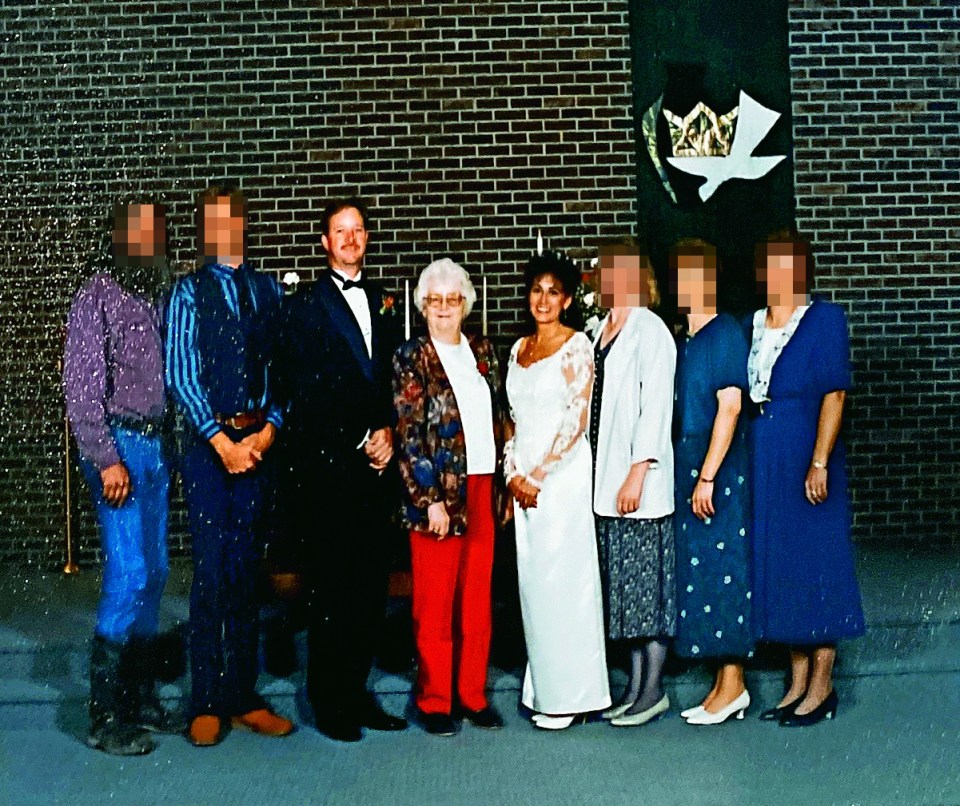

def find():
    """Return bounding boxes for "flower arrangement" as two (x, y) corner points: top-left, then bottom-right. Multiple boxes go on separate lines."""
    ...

(577, 257), (606, 336)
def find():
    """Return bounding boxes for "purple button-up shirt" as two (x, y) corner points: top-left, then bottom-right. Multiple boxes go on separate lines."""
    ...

(63, 273), (166, 470)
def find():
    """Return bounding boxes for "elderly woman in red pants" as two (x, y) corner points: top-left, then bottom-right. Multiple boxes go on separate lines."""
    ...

(393, 258), (510, 737)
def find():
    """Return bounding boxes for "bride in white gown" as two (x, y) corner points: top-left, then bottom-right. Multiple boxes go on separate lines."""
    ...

(504, 253), (611, 730)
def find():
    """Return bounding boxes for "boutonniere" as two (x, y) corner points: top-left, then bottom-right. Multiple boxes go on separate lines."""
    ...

(380, 292), (397, 316)
(477, 359), (490, 377)
(282, 271), (300, 295)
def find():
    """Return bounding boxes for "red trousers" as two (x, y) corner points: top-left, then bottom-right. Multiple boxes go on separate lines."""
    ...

(409, 474), (495, 715)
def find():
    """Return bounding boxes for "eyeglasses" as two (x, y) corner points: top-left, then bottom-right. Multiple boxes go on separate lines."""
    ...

(425, 294), (465, 309)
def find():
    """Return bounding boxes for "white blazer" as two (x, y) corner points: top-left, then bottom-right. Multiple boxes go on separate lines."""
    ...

(591, 307), (676, 520)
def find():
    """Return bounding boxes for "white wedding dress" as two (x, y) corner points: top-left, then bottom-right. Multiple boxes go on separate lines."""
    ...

(505, 332), (611, 715)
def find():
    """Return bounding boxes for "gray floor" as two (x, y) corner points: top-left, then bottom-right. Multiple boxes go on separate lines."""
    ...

(0, 543), (958, 806)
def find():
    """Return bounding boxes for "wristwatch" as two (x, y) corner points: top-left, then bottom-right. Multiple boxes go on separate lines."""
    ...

(812, 460), (826, 470)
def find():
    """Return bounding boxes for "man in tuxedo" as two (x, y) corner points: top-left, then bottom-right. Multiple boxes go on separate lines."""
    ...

(279, 197), (407, 742)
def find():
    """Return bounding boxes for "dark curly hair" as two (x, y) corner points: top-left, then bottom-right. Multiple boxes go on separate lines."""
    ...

(522, 250), (584, 332)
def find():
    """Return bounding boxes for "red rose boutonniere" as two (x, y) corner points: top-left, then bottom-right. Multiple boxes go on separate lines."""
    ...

(380, 293), (397, 316)
(477, 359), (490, 377)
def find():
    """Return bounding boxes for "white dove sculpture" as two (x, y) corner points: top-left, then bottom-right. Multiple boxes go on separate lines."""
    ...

(666, 90), (786, 202)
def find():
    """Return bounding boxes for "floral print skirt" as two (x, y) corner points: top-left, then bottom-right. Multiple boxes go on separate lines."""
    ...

(595, 514), (676, 641)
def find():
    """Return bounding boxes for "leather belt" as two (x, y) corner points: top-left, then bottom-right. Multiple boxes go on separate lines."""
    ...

(214, 410), (267, 430)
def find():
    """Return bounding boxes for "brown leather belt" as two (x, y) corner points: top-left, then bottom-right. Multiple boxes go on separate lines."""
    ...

(214, 410), (266, 430)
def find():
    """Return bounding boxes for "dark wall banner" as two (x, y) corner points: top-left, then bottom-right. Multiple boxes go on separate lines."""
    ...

(629, 0), (794, 313)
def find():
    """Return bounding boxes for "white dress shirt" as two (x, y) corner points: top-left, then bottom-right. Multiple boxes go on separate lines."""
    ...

(332, 269), (372, 357)
(432, 336), (496, 475)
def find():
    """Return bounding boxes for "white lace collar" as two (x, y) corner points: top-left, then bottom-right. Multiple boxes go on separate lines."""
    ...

(747, 305), (809, 403)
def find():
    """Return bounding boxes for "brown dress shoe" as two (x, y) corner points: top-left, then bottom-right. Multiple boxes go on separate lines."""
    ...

(189, 715), (224, 747)
(231, 708), (295, 737)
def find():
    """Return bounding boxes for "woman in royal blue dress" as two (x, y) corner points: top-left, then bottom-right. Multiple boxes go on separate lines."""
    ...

(748, 231), (865, 728)
(671, 240), (754, 726)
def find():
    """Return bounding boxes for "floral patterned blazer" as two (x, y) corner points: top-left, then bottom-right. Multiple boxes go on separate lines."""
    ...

(392, 333), (507, 536)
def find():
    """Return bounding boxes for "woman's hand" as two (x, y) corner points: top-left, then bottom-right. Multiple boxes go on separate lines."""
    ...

(427, 501), (451, 539)
(691, 478), (715, 520)
(508, 476), (539, 510)
(805, 465), (828, 505)
(615, 462), (649, 516)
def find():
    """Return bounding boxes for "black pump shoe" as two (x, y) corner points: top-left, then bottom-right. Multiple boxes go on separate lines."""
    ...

(759, 694), (803, 722)
(780, 690), (838, 727)
(420, 712), (459, 737)
(459, 706), (504, 730)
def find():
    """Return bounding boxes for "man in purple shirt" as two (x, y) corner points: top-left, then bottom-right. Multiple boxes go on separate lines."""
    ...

(64, 202), (181, 756)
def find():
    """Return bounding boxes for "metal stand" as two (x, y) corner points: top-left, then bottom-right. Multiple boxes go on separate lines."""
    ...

(63, 412), (79, 574)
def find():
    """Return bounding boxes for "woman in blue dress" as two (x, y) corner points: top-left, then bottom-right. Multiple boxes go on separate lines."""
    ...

(748, 231), (865, 728)
(671, 240), (754, 726)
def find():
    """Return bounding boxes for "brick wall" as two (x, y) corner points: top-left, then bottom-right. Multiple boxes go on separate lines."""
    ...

(789, 0), (960, 542)
(1, 1), (957, 567)
(0, 1), (637, 566)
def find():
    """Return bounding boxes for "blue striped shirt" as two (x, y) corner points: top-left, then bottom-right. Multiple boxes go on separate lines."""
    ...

(165, 262), (284, 440)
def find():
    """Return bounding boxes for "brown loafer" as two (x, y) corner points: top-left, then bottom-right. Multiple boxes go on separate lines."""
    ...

(189, 715), (224, 747)
(231, 708), (295, 737)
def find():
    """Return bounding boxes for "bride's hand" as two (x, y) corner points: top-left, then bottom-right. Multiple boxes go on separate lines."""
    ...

(508, 476), (539, 510)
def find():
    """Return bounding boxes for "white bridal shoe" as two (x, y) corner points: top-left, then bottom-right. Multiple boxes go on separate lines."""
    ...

(531, 713), (587, 731)
(685, 690), (750, 725)
(680, 705), (706, 719)
(609, 694), (670, 727)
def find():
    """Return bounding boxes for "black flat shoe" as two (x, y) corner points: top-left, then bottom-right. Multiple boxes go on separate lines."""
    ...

(420, 712), (459, 737)
(780, 690), (838, 728)
(314, 711), (363, 743)
(759, 694), (803, 722)
(460, 706), (504, 730)
(357, 701), (408, 732)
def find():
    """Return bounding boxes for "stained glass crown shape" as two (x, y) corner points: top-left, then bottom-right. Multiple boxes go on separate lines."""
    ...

(663, 102), (739, 158)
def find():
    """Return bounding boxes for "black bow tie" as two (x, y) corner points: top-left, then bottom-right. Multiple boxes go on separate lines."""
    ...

(334, 273), (365, 291)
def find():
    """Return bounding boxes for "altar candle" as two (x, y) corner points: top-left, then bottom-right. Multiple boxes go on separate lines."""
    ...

(482, 275), (488, 336)
(404, 278), (411, 340)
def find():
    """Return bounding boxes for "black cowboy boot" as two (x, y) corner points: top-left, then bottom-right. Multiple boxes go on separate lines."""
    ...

(87, 635), (155, 755)
(126, 635), (186, 734)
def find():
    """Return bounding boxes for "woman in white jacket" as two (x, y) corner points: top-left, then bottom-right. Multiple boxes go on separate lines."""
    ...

(588, 239), (678, 727)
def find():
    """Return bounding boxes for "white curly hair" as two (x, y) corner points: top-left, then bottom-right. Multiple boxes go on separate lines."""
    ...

(414, 258), (477, 316)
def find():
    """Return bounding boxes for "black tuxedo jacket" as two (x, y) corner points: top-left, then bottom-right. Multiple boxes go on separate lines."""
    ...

(279, 272), (401, 478)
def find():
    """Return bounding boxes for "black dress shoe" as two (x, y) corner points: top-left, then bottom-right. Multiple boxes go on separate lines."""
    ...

(459, 706), (504, 730)
(420, 712), (459, 737)
(357, 700), (408, 732)
(759, 694), (803, 722)
(780, 690), (838, 728)
(314, 711), (363, 742)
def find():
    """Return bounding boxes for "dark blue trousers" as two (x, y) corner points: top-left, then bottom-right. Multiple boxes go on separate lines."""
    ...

(181, 432), (267, 718)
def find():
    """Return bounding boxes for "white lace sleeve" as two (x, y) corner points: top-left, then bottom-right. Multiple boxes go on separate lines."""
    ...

(502, 339), (522, 483)
(528, 333), (594, 486)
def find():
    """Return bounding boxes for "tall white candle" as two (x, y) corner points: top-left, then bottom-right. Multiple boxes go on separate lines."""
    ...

(404, 278), (411, 340)
(537, 230), (543, 256)
(482, 275), (488, 336)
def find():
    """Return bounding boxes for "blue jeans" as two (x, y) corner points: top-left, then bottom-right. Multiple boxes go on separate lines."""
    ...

(81, 427), (170, 643)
